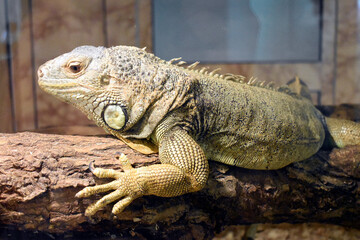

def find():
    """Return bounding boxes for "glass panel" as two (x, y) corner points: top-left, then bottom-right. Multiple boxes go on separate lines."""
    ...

(153, 0), (322, 63)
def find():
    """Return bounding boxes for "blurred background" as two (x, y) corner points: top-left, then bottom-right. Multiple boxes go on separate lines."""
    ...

(0, 0), (360, 239)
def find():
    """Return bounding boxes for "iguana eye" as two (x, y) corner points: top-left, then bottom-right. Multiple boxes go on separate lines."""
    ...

(68, 62), (82, 73)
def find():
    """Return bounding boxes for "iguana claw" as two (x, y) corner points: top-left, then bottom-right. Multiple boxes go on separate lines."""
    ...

(88, 160), (95, 173)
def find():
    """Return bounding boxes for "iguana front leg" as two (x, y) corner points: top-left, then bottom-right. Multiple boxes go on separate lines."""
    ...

(76, 128), (209, 216)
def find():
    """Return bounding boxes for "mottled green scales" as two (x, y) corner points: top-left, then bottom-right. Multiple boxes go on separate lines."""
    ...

(37, 46), (360, 216)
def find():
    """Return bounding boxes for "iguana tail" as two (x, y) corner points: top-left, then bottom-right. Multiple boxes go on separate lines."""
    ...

(325, 117), (360, 148)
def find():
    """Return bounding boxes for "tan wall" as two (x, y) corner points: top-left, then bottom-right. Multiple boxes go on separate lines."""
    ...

(0, 0), (359, 132)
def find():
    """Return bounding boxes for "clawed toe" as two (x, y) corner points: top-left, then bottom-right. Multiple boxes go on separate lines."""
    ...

(117, 153), (133, 171)
(112, 196), (134, 215)
(75, 181), (119, 198)
(84, 189), (125, 216)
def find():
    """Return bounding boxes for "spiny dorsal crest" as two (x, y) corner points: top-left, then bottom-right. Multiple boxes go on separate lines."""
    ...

(166, 57), (247, 83)
(164, 56), (300, 94)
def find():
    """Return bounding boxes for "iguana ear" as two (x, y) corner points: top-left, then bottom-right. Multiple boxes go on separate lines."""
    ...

(118, 135), (158, 154)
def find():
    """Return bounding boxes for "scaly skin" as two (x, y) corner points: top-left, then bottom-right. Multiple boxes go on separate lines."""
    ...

(37, 45), (360, 216)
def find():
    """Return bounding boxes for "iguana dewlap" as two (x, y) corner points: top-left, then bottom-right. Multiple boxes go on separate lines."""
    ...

(37, 45), (360, 216)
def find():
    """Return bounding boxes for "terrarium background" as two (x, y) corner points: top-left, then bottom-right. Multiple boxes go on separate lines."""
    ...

(1, 0), (360, 133)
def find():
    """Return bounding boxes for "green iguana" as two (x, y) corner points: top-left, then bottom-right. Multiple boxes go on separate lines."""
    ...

(37, 46), (360, 217)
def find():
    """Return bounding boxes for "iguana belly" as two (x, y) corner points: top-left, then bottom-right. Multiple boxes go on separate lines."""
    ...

(199, 133), (323, 170)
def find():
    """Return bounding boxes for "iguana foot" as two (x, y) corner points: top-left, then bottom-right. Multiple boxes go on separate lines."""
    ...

(76, 154), (144, 216)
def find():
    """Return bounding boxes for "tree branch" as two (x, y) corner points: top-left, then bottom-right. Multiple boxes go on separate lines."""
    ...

(0, 128), (359, 238)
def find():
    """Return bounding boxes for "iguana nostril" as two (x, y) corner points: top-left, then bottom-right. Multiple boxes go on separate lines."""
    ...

(38, 68), (44, 78)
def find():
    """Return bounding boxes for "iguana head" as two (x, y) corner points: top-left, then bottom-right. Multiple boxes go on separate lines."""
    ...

(38, 45), (193, 140)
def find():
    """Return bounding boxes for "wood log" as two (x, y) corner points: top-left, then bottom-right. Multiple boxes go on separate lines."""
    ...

(0, 130), (359, 239)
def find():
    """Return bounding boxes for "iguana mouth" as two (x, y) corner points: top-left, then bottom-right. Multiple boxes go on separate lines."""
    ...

(38, 80), (78, 89)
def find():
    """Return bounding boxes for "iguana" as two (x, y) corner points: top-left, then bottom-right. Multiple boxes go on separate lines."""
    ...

(37, 45), (360, 217)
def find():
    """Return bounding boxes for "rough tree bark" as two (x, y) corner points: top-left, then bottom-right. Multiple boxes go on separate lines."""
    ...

(0, 105), (359, 239)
